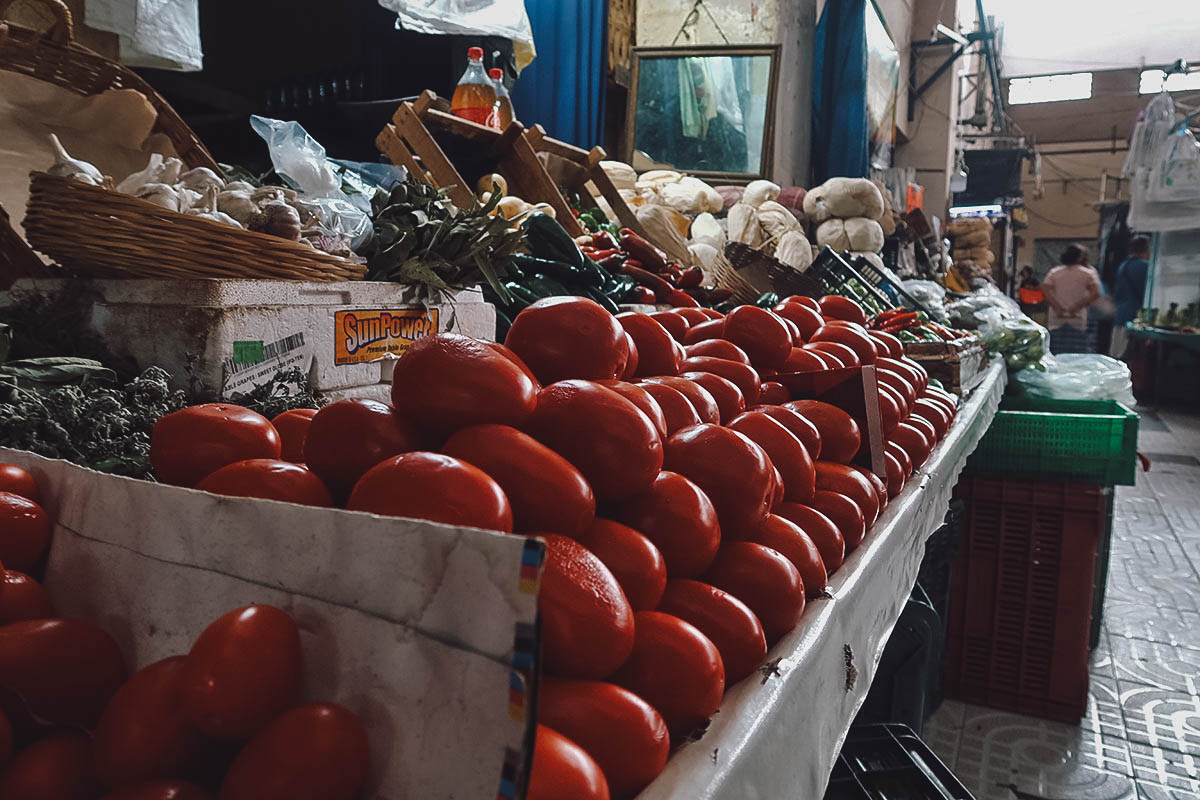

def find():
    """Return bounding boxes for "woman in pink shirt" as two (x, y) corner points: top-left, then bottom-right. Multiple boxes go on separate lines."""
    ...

(1040, 244), (1101, 353)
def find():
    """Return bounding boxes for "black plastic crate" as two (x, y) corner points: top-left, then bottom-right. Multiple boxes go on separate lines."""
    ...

(857, 586), (941, 734)
(825, 723), (975, 799)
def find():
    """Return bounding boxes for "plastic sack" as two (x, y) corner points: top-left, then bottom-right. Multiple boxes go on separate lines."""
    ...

(978, 313), (1047, 373)
(1123, 91), (1175, 177)
(1148, 128), (1200, 203)
(902, 279), (948, 321)
(379, 0), (536, 71)
(1015, 353), (1136, 405)
(945, 287), (1021, 330)
(249, 116), (373, 250)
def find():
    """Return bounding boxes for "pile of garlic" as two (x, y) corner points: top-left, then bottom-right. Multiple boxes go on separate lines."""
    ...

(802, 177), (896, 270)
(475, 174), (556, 221)
(726, 180), (814, 272)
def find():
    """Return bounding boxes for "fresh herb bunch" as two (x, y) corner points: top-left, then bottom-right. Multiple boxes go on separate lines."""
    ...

(227, 366), (321, 419)
(363, 180), (523, 303)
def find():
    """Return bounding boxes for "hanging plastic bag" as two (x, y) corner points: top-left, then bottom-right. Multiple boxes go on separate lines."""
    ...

(378, 0), (536, 72)
(1123, 91), (1175, 177)
(1148, 127), (1200, 203)
(1015, 353), (1135, 405)
(901, 279), (948, 321)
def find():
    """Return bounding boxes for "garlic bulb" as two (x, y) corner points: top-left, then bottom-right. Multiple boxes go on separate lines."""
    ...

(690, 212), (725, 249)
(134, 183), (182, 211)
(217, 188), (259, 226)
(757, 200), (801, 242)
(177, 188), (202, 213)
(775, 231), (814, 272)
(743, 179), (781, 208)
(226, 180), (256, 193)
(251, 186), (287, 206)
(46, 134), (105, 185)
(117, 153), (165, 194)
(477, 173), (508, 197)
(727, 203), (762, 247)
(177, 167), (225, 194)
(250, 202), (302, 240)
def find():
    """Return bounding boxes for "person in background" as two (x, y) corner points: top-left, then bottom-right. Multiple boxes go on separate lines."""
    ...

(1018, 265), (1039, 289)
(1040, 244), (1101, 354)
(1110, 236), (1151, 359)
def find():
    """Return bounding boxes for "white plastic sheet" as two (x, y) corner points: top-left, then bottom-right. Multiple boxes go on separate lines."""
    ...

(86, 0), (203, 71)
(378, 0), (536, 70)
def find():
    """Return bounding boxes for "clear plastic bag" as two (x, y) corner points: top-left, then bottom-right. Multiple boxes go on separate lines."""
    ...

(249, 116), (373, 250)
(1015, 353), (1135, 405)
(902, 279), (948, 321)
(1148, 128), (1200, 203)
(379, 0), (536, 71)
(978, 313), (1048, 373)
(1123, 91), (1175, 177)
(945, 287), (1021, 330)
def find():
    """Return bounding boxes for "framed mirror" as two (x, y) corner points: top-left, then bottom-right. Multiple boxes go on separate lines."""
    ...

(625, 45), (780, 183)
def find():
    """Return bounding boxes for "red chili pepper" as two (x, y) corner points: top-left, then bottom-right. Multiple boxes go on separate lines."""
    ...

(621, 264), (675, 301)
(678, 266), (704, 289)
(705, 287), (734, 304)
(628, 286), (657, 304)
(591, 231), (620, 250)
(620, 230), (670, 273)
(666, 289), (701, 308)
(589, 248), (619, 260)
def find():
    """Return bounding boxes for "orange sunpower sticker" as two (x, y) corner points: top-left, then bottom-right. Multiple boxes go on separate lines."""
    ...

(334, 308), (440, 365)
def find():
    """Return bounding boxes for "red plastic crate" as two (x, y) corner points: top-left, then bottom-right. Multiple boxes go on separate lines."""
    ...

(944, 477), (1106, 723)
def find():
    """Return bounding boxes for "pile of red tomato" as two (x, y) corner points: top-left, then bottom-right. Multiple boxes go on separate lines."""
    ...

(141, 290), (955, 800)
(0, 465), (369, 800)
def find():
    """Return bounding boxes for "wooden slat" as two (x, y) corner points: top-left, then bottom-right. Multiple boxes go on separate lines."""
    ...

(375, 125), (426, 185)
(501, 132), (584, 236)
(391, 102), (475, 210)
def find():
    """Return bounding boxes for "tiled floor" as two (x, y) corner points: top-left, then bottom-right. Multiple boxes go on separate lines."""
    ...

(925, 407), (1200, 800)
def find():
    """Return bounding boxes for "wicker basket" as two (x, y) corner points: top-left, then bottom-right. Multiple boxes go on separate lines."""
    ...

(0, 202), (55, 282)
(722, 242), (823, 301)
(24, 172), (368, 281)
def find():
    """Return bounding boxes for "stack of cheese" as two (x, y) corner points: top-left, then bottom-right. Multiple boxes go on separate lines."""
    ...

(803, 177), (895, 270)
(725, 179), (814, 272)
(946, 216), (995, 282)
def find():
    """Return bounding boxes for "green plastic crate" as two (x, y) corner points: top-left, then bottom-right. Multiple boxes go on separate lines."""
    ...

(966, 397), (1139, 485)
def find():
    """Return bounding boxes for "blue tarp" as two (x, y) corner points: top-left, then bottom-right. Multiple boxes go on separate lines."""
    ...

(811, 0), (870, 183)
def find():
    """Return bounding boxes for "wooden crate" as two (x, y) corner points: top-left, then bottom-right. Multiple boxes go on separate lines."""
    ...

(905, 339), (988, 396)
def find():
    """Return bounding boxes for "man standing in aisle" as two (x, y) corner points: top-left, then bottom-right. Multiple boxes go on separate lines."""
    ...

(1110, 237), (1150, 359)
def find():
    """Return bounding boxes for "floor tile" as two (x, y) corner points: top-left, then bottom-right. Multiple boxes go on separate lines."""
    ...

(1086, 673), (1131, 742)
(1128, 742), (1200, 794)
(1138, 779), (1200, 800)
(1104, 602), (1200, 652)
(924, 698), (966, 769)
(1109, 636), (1200, 694)
(1117, 683), (1200, 756)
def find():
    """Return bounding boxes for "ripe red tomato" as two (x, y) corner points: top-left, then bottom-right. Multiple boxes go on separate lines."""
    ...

(539, 534), (635, 679)
(643, 376), (720, 424)
(912, 398), (952, 438)
(802, 348), (842, 369)
(620, 332), (638, 381)
(922, 390), (958, 421)
(866, 329), (903, 359)
(303, 399), (421, 501)
(195, 459), (333, 507)
(505, 298), (627, 383)
(100, 780), (211, 800)
(538, 679), (668, 798)
(0, 731), (96, 800)
(773, 302), (825, 339)
(778, 315), (803, 345)
(744, 407), (819, 462)
(611, 611), (724, 734)
(809, 490), (866, 552)
(663, 424), (774, 534)
(773, 502), (845, 572)
(727, 411), (816, 506)
(906, 413), (941, 447)
(615, 471), (721, 579)
(0, 570), (54, 625)
(699, 309), (724, 320)
(899, 356), (930, 390)
(681, 317), (726, 345)
(392, 333), (540, 430)
(886, 441), (913, 478)
(891, 422), (933, 468)
(770, 465), (785, 508)
(875, 369), (916, 413)
(576, 519), (666, 611)
(92, 656), (206, 788)
(348, 452), (513, 531)
(809, 325), (878, 365)
(883, 452), (906, 498)
(617, 313), (681, 378)
(178, 605), (301, 740)
(684, 338), (751, 364)
(674, 308), (711, 326)
(525, 381), (663, 502)
(218, 703), (370, 800)
(682, 371), (744, 423)
(680, 356), (762, 405)
(817, 295), (867, 325)
(877, 386), (902, 435)
(814, 462), (879, 525)
(657, 579), (767, 685)
(151, 404), (281, 488)
(758, 381), (790, 404)
(0, 465), (38, 504)
(596, 380), (668, 438)
(854, 466), (889, 511)
(0, 493), (50, 572)
(741, 514), (827, 599)
(784, 400), (861, 464)
(703, 542), (805, 644)
(721, 306), (792, 369)
(636, 382), (702, 435)
(806, 341), (860, 367)
(649, 311), (690, 342)
(527, 725), (611, 800)
(0, 618), (126, 727)
(781, 295), (821, 311)
(924, 385), (959, 411)
(442, 425), (594, 537)
(877, 357), (927, 392)
(270, 408), (317, 463)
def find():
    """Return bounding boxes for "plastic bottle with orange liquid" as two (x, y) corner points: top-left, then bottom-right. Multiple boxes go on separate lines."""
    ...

(451, 47), (499, 128)
(489, 68), (515, 129)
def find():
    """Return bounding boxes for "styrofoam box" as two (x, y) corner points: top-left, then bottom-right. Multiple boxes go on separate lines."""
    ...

(7, 279), (495, 397)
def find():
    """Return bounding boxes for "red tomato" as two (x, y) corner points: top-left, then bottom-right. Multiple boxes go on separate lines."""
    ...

(611, 611), (724, 734)
(682, 371), (744, 423)
(875, 369), (916, 412)
(809, 325), (878, 365)
(649, 311), (690, 342)
(866, 330), (903, 359)
(616, 471), (721, 579)
(806, 341), (860, 367)
(526, 381), (663, 503)
(817, 295), (867, 325)
(684, 338), (751, 364)
(727, 411), (815, 505)
(907, 411), (941, 447)
(681, 317), (726, 345)
(442, 425), (594, 537)
(721, 306), (792, 369)
(814, 462), (879, 525)
(218, 703), (370, 800)
(195, 459), (332, 507)
(0, 493), (50, 572)
(699, 309), (724, 319)
(674, 308), (710, 325)
(596, 380), (668, 439)
(0, 618), (126, 727)
(92, 656), (206, 788)
(746, 405), (821, 459)
(899, 356), (930, 390)
(100, 781), (211, 800)
(636, 383), (702, 435)
(0, 570), (53, 625)
(0, 732), (96, 800)
(758, 381), (790, 404)
(777, 315), (803, 346)
(922, 389), (958, 420)
(886, 441), (913, 478)
(784, 400), (861, 464)
(666, 289), (700, 308)
(778, 347), (825, 374)
(348, 452), (513, 531)
(505, 297), (627, 383)
(883, 452), (906, 498)
(270, 408), (317, 463)
(782, 295), (821, 312)
(892, 422), (933, 468)
(644, 376), (720, 424)
(576, 519), (667, 611)
(853, 466), (889, 512)
(773, 302), (825, 340)
(528, 725), (611, 800)
(539, 534), (635, 679)
(703, 541), (805, 644)
(303, 399), (422, 501)
(773, 502), (845, 572)
(617, 313), (681, 377)
(620, 332), (638, 380)
(538, 679), (669, 798)
(679, 356), (761, 405)
(178, 605), (301, 740)
(151, 404), (281, 488)
(0, 465), (38, 504)
(911, 399), (951, 440)
(741, 514), (827, 599)
(809, 491), (866, 552)
(663, 424), (774, 534)
(876, 387), (902, 435)
(802, 347), (842, 369)
(877, 357), (926, 392)
(770, 465), (785, 508)
(657, 579), (766, 685)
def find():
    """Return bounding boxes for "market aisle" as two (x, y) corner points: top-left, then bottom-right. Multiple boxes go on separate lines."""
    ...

(925, 407), (1200, 800)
